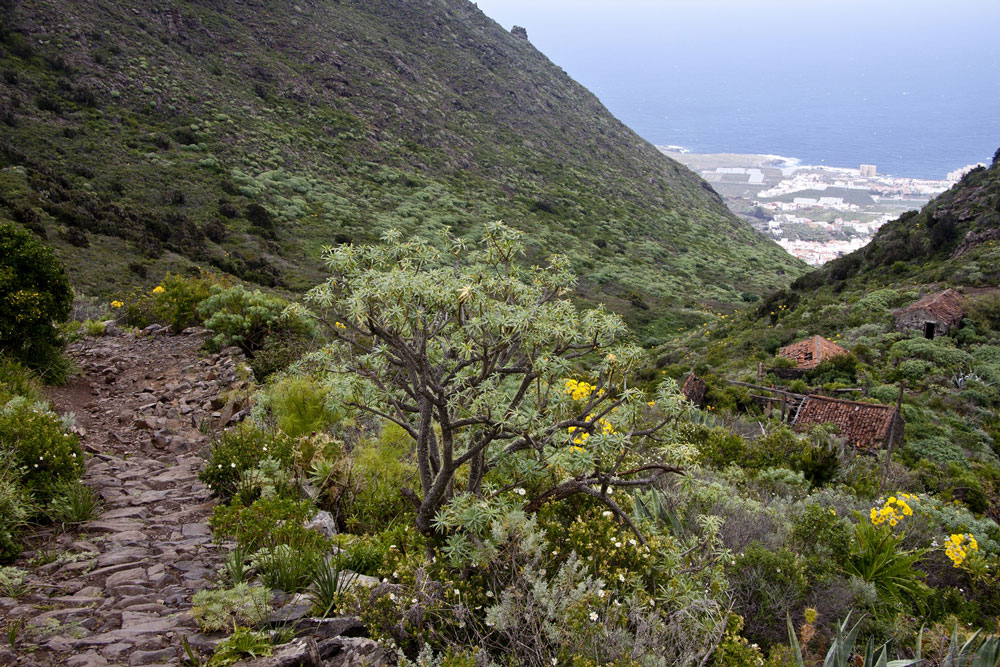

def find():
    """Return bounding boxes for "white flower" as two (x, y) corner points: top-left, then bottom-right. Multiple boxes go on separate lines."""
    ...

(486, 590), (494, 598)
(515, 487), (526, 496)
(454, 589), (460, 596)
(597, 589), (605, 598)
(602, 511), (613, 518)
(392, 571), (399, 578)
(589, 611), (598, 622)
(618, 573), (625, 582)
(614, 541), (621, 548)
(230, 462), (236, 468)
(389, 593), (396, 601)
(551, 660), (558, 666)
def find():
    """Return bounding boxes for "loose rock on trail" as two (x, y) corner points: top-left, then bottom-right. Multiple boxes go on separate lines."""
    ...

(0, 326), (247, 666)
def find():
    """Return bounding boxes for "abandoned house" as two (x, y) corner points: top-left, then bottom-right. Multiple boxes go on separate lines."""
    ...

(792, 394), (904, 450)
(777, 336), (849, 372)
(681, 373), (707, 407)
(894, 289), (965, 339)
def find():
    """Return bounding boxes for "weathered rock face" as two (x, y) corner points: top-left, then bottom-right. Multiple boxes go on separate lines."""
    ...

(5, 329), (245, 666)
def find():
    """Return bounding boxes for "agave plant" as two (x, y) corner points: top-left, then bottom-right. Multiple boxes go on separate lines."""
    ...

(943, 625), (1000, 667)
(786, 612), (918, 667)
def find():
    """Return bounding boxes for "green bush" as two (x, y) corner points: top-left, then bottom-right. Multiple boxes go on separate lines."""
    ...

(0, 222), (72, 372)
(728, 543), (809, 647)
(199, 424), (296, 500)
(200, 284), (314, 358)
(248, 332), (310, 382)
(0, 458), (31, 563)
(152, 270), (229, 332)
(0, 399), (84, 503)
(265, 376), (338, 439)
(210, 495), (328, 553)
(0, 355), (44, 404)
(343, 423), (418, 533)
(904, 436), (966, 467)
(843, 519), (927, 611)
(191, 583), (272, 632)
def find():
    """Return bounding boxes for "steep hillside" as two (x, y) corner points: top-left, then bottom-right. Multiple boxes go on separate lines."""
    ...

(645, 150), (1000, 530)
(0, 0), (803, 342)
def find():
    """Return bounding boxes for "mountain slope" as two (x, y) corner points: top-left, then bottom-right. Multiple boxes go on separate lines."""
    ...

(0, 0), (804, 341)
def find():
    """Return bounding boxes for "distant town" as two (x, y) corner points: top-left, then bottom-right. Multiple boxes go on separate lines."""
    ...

(659, 148), (985, 265)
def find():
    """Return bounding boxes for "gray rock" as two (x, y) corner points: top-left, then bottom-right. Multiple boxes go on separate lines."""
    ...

(129, 647), (177, 665)
(233, 637), (323, 667)
(67, 649), (110, 666)
(304, 510), (338, 538)
(104, 567), (149, 589)
(320, 637), (396, 666)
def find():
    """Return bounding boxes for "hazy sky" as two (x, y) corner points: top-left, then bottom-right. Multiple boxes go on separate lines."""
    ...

(471, 0), (1000, 173)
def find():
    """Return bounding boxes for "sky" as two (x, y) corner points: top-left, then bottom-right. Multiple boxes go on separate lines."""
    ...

(471, 0), (1000, 176)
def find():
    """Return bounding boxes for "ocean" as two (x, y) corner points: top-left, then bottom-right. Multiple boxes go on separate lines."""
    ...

(475, 0), (1000, 180)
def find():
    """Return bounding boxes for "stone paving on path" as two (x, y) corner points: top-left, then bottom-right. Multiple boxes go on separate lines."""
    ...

(0, 327), (247, 666)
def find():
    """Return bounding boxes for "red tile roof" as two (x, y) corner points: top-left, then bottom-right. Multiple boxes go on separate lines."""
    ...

(792, 395), (903, 449)
(895, 289), (965, 326)
(777, 336), (849, 370)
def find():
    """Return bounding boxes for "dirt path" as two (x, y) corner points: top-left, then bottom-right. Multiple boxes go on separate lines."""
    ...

(0, 327), (247, 667)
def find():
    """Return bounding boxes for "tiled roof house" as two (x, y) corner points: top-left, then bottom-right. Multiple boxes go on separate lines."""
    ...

(792, 395), (904, 450)
(894, 289), (965, 338)
(777, 336), (849, 371)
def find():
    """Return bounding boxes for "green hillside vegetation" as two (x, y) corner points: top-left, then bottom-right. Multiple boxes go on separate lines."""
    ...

(0, 0), (803, 344)
(639, 153), (1000, 639)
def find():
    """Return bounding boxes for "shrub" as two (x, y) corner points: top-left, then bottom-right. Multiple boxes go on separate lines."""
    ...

(0, 399), (84, 503)
(248, 332), (310, 382)
(342, 424), (418, 534)
(904, 436), (965, 467)
(0, 355), (44, 403)
(199, 424), (296, 500)
(265, 376), (337, 438)
(200, 284), (314, 357)
(46, 481), (101, 524)
(207, 626), (274, 666)
(843, 519), (927, 612)
(151, 270), (228, 332)
(0, 222), (72, 372)
(210, 495), (328, 554)
(0, 460), (31, 563)
(728, 543), (809, 647)
(191, 583), (272, 632)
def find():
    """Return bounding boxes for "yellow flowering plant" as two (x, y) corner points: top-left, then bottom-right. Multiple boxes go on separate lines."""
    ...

(869, 493), (916, 528)
(944, 533), (978, 568)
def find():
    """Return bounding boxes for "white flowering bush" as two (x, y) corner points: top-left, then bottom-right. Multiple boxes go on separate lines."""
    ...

(0, 396), (83, 504)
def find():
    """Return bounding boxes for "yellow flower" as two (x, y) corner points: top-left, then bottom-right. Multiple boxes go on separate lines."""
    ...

(110, 300), (123, 308)
(335, 321), (347, 330)
(152, 285), (165, 294)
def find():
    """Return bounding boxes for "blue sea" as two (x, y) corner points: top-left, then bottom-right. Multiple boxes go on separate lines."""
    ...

(476, 0), (1000, 180)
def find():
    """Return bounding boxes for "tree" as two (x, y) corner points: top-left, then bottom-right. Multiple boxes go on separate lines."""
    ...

(302, 222), (686, 538)
(0, 221), (72, 369)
